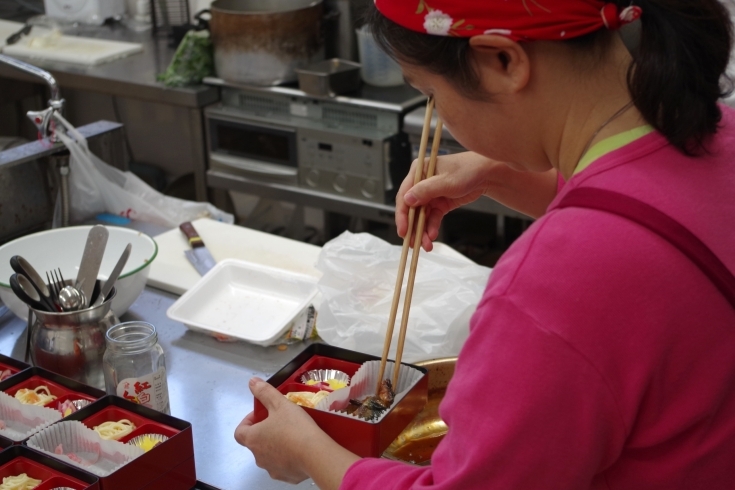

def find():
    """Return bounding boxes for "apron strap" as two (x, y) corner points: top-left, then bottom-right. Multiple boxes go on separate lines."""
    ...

(557, 187), (735, 309)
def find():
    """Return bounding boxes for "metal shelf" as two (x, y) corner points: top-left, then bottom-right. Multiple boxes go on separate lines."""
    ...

(207, 169), (530, 224)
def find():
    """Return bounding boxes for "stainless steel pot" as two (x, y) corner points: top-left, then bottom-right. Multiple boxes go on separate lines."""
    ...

(209, 0), (325, 86)
(29, 289), (119, 390)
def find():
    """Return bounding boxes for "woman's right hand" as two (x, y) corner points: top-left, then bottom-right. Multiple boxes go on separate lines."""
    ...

(396, 152), (498, 251)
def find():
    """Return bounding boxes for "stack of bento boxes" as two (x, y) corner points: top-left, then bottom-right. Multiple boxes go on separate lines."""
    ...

(0, 353), (219, 490)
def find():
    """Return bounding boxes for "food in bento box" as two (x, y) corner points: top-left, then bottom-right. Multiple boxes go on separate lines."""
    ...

(300, 369), (350, 391)
(0, 473), (42, 489)
(0, 369), (12, 382)
(58, 399), (77, 417)
(127, 433), (169, 452)
(345, 379), (395, 421)
(305, 379), (348, 390)
(285, 390), (330, 408)
(57, 398), (91, 417)
(14, 386), (57, 406)
(93, 419), (136, 440)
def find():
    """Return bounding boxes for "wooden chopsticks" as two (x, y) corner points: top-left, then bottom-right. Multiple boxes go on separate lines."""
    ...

(376, 98), (444, 392)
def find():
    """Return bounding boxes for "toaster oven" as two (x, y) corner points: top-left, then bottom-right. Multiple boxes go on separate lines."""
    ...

(204, 83), (423, 205)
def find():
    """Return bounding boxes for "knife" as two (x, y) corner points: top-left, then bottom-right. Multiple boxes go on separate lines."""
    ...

(180, 222), (217, 276)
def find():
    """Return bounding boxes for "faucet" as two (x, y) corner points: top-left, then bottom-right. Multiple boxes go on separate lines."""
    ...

(0, 54), (65, 141)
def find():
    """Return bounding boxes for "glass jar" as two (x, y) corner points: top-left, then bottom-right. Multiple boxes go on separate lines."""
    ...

(103, 321), (170, 414)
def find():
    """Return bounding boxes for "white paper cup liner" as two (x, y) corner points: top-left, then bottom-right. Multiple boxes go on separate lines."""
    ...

(27, 420), (144, 477)
(0, 390), (61, 441)
(315, 360), (423, 424)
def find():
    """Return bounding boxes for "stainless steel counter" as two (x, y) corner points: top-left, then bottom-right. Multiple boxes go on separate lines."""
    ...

(0, 22), (218, 108)
(0, 287), (318, 490)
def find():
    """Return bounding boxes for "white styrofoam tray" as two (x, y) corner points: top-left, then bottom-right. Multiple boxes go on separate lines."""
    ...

(166, 259), (318, 346)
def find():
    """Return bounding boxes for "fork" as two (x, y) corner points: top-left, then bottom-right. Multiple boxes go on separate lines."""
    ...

(46, 269), (66, 308)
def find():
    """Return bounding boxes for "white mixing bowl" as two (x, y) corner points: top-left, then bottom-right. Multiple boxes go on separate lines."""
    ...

(0, 226), (157, 320)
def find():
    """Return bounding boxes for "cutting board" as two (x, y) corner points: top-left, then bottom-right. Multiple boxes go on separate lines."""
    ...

(148, 218), (323, 295)
(0, 20), (24, 49)
(1, 24), (143, 66)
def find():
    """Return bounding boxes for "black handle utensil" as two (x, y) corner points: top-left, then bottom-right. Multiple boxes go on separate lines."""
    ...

(9, 273), (48, 312)
(10, 255), (56, 311)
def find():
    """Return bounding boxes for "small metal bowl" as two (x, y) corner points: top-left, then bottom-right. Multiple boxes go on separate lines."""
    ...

(300, 369), (350, 390)
(72, 399), (91, 410)
(127, 433), (169, 452)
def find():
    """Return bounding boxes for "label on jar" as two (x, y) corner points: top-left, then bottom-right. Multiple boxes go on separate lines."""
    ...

(116, 367), (170, 413)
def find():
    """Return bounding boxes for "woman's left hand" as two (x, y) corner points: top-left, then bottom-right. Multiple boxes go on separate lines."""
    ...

(235, 377), (360, 488)
(235, 377), (317, 483)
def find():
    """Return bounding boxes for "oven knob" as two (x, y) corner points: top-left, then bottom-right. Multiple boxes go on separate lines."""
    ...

(333, 173), (347, 193)
(361, 179), (378, 199)
(305, 169), (320, 187)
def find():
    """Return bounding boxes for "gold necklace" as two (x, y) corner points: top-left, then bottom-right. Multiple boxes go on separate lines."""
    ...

(575, 101), (635, 167)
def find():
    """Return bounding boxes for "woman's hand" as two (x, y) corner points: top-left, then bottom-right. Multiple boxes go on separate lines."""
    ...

(235, 378), (360, 489)
(235, 378), (315, 483)
(396, 152), (560, 251)
(396, 152), (497, 251)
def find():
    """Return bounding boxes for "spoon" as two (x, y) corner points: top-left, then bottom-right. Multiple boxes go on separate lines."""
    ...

(58, 284), (86, 312)
(9, 273), (48, 311)
(10, 255), (56, 311)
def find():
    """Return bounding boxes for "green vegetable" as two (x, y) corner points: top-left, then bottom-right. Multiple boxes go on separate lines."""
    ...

(157, 30), (214, 88)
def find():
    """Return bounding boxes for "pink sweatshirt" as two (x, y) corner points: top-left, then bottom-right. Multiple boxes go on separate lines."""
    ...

(341, 107), (735, 489)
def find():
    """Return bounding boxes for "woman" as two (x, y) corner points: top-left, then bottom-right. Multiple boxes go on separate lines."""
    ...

(235, 1), (735, 488)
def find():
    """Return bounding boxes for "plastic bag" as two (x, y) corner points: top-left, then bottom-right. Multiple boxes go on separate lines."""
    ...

(53, 114), (233, 228)
(315, 232), (492, 363)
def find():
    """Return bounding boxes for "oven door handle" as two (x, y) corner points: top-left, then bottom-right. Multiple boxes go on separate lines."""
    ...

(210, 153), (298, 178)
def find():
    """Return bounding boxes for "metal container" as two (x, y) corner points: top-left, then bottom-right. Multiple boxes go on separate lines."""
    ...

(29, 289), (119, 390)
(296, 58), (361, 96)
(209, 0), (325, 86)
(382, 357), (456, 465)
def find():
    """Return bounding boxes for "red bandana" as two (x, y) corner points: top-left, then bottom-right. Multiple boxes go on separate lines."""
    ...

(374, 0), (642, 41)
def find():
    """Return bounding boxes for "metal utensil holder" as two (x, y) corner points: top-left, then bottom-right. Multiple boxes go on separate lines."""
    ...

(27, 288), (119, 390)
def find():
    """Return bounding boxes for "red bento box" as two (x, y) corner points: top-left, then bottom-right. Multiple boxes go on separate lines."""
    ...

(0, 354), (29, 384)
(0, 445), (100, 489)
(62, 395), (196, 490)
(0, 367), (105, 432)
(253, 343), (429, 458)
(0, 366), (106, 445)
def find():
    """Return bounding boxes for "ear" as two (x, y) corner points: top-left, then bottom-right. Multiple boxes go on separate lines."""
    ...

(468, 35), (531, 94)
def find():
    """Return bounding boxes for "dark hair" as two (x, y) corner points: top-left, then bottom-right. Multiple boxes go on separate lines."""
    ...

(368, 1), (734, 155)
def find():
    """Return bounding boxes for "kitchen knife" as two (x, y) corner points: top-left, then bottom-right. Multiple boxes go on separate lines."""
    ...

(180, 222), (217, 276)
(92, 242), (132, 307)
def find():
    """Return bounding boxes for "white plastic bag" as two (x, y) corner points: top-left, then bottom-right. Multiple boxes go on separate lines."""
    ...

(316, 232), (492, 363)
(53, 114), (233, 228)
